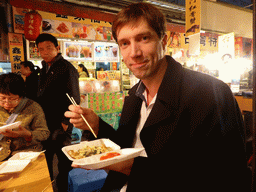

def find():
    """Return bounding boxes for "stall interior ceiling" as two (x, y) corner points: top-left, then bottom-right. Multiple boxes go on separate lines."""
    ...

(42, 0), (253, 26)
(217, 0), (253, 9)
(44, 0), (186, 24)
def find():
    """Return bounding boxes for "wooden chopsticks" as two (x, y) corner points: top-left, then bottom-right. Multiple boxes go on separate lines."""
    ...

(42, 180), (55, 192)
(66, 93), (97, 138)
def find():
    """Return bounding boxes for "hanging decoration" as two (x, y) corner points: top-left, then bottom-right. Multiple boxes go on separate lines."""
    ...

(24, 10), (42, 41)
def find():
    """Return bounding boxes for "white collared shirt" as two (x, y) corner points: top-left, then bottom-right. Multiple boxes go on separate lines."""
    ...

(132, 90), (157, 157)
(121, 90), (157, 192)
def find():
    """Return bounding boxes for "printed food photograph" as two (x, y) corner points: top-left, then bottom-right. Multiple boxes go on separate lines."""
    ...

(72, 23), (96, 39)
(64, 42), (92, 59)
(55, 20), (72, 35)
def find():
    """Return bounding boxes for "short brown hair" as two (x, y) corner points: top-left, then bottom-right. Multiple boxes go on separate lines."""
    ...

(112, 2), (166, 42)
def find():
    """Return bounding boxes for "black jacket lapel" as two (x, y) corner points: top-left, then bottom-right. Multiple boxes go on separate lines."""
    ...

(143, 56), (184, 129)
(114, 92), (142, 148)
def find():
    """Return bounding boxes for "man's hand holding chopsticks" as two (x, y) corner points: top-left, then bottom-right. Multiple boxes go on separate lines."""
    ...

(65, 105), (99, 137)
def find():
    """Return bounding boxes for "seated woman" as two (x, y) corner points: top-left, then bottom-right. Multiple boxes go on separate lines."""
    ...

(0, 73), (50, 161)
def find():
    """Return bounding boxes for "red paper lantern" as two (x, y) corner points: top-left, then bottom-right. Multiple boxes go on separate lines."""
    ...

(24, 10), (42, 41)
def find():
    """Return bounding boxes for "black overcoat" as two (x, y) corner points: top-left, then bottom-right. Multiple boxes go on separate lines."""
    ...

(37, 53), (80, 139)
(98, 56), (250, 192)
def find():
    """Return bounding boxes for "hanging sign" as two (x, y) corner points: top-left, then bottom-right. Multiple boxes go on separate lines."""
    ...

(185, 0), (201, 36)
(8, 33), (24, 73)
(188, 33), (200, 55)
(218, 32), (235, 60)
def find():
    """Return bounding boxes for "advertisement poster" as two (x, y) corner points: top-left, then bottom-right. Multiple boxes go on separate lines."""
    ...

(28, 41), (41, 59)
(235, 37), (252, 59)
(167, 31), (181, 48)
(12, 7), (29, 34)
(87, 91), (128, 114)
(63, 41), (93, 60)
(39, 10), (114, 41)
(94, 42), (119, 62)
(97, 71), (121, 81)
(12, 6), (114, 41)
(8, 33), (24, 73)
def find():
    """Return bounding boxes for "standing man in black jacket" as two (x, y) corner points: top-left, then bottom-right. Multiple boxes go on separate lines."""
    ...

(65, 3), (250, 192)
(36, 33), (80, 192)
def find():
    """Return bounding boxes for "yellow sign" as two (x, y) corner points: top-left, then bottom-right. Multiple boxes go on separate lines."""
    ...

(185, 0), (201, 36)
(38, 10), (113, 40)
(8, 33), (24, 73)
(12, 6), (113, 41)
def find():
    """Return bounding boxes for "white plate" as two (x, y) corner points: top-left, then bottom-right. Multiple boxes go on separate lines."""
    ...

(0, 160), (31, 174)
(62, 138), (121, 161)
(0, 121), (22, 132)
(73, 148), (144, 169)
(9, 151), (44, 162)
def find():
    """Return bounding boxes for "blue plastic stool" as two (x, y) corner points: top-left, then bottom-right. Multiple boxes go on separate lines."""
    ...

(68, 168), (108, 192)
(71, 127), (82, 144)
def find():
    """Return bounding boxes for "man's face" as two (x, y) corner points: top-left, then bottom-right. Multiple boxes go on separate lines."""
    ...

(116, 18), (167, 80)
(37, 41), (59, 63)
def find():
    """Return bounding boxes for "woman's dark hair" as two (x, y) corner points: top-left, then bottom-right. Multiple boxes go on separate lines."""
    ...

(36, 33), (58, 47)
(112, 2), (166, 42)
(20, 61), (40, 73)
(0, 73), (25, 97)
(78, 64), (89, 77)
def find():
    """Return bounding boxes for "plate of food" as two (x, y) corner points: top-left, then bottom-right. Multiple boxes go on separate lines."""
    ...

(8, 151), (45, 162)
(0, 160), (31, 174)
(62, 138), (144, 169)
(73, 148), (144, 169)
(62, 139), (121, 161)
(0, 121), (21, 132)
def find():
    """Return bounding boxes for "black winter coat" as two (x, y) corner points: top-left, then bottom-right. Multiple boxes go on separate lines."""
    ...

(37, 53), (80, 139)
(98, 56), (250, 192)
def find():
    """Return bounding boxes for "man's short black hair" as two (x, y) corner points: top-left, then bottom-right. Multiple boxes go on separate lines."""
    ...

(36, 33), (58, 47)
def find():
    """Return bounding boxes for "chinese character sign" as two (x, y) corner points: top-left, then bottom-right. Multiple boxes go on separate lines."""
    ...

(186, 0), (201, 36)
(218, 32), (235, 60)
(8, 33), (24, 73)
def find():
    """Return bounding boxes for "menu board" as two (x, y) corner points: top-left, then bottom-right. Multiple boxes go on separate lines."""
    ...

(98, 112), (121, 130)
(88, 91), (128, 114)
(79, 79), (120, 94)
(63, 41), (93, 60)
(94, 42), (119, 62)
(12, 6), (114, 42)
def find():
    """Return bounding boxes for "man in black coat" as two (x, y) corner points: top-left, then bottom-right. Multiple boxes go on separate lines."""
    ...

(36, 33), (80, 192)
(65, 3), (250, 192)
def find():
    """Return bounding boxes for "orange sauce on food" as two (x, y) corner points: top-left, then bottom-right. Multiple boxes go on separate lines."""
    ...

(100, 152), (121, 161)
